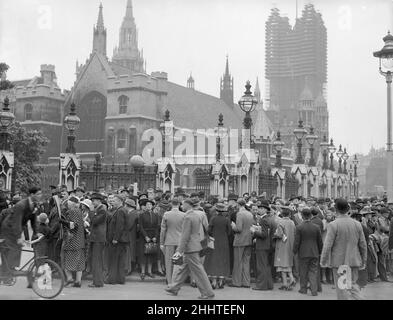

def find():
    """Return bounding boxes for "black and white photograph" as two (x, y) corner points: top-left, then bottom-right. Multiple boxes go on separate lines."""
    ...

(0, 0), (393, 305)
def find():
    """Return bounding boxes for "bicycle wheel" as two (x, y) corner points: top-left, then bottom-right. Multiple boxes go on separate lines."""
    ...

(29, 258), (64, 299)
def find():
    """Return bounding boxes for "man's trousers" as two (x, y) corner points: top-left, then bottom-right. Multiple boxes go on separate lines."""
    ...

(90, 242), (105, 286)
(169, 252), (214, 297)
(232, 246), (251, 287)
(299, 257), (318, 294)
(164, 245), (177, 285)
(107, 243), (127, 284)
(255, 249), (273, 290)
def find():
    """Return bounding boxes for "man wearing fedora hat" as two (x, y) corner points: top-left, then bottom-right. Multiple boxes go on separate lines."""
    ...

(88, 193), (107, 288)
(124, 198), (138, 276)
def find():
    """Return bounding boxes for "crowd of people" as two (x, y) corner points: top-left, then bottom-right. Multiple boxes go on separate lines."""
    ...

(0, 185), (392, 299)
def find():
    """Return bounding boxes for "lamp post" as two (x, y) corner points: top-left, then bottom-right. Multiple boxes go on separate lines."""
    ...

(336, 144), (344, 174)
(0, 97), (15, 151)
(353, 154), (360, 198)
(273, 131), (284, 168)
(64, 103), (81, 154)
(293, 120), (307, 164)
(160, 110), (171, 158)
(305, 126), (318, 166)
(374, 31), (393, 202)
(130, 155), (146, 192)
(320, 135), (330, 170)
(238, 81), (258, 149)
(342, 148), (349, 175)
(328, 139), (336, 171)
(348, 164), (354, 198)
(215, 113), (227, 163)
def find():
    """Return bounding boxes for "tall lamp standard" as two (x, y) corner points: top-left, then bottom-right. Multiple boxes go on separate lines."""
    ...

(374, 31), (393, 202)
(328, 139), (336, 171)
(64, 103), (81, 154)
(238, 81), (258, 149)
(342, 148), (349, 175)
(273, 131), (284, 168)
(353, 154), (360, 198)
(320, 135), (330, 170)
(305, 126), (318, 166)
(336, 144), (344, 174)
(0, 97), (15, 152)
(293, 120), (308, 164)
(215, 113), (227, 163)
(348, 164), (354, 199)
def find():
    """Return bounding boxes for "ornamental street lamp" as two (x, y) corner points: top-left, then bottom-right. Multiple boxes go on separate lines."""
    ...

(348, 164), (354, 197)
(238, 81), (258, 149)
(342, 148), (349, 175)
(293, 120), (307, 164)
(336, 144), (344, 174)
(160, 110), (171, 158)
(64, 103), (80, 154)
(0, 97), (15, 151)
(305, 126), (318, 166)
(215, 113), (227, 163)
(273, 131), (285, 168)
(320, 135), (330, 170)
(353, 154), (360, 197)
(374, 31), (393, 201)
(130, 155), (146, 192)
(328, 139), (337, 171)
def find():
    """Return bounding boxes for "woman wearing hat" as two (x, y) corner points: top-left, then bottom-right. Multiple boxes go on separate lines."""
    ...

(138, 199), (161, 280)
(61, 196), (86, 288)
(203, 203), (232, 289)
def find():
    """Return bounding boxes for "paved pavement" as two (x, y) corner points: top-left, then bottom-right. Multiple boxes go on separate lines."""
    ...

(1, 276), (392, 300)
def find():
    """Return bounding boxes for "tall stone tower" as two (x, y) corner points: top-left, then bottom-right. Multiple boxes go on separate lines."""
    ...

(187, 73), (195, 90)
(220, 56), (234, 107)
(93, 3), (107, 56)
(112, 0), (145, 73)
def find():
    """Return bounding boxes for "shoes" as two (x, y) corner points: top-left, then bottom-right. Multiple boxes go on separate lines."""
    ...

(227, 283), (241, 288)
(88, 284), (103, 288)
(156, 271), (165, 277)
(146, 273), (155, 278)
(311, 292), (318, 296)
(65, 280), (74, 287)
(198, 294), (215, 300)
(165, 288), (178, 296)
(73, 282), (81, 288)
(298, 290), (307, 295)
(252, 287), (264, 291)
(242, 285), (250, 288)
(190, 280), (197, 288)
(140, 273), (145, 281)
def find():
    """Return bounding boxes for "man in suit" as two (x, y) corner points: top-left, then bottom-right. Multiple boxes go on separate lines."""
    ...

(160, 197), (185, 285)
(229, 198), (255, 288)
(389, 215), (393, 251)
(321, 198), (367, 300)
(294, 208), (323, 296)
(252, 201), (274, 290)
(88, 193), (107, 288)
(165, 199), (214, 299)
(106, 194), (129, 285)
(311, 207), (324, 292)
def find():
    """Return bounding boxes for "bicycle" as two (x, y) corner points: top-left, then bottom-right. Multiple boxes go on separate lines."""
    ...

(0, 239), (65, 299)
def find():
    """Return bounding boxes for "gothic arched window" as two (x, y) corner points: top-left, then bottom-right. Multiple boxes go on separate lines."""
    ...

(24, 104), (33, 121)
(118, 95), (129, 114)
(117, 129), (127, 149)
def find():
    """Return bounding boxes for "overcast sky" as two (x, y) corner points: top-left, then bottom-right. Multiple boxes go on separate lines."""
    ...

(0, 0), (392, 156)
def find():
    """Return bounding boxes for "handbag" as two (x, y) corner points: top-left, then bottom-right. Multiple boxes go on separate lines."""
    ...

(172, 254), (184, 266)
(144, 242), (158, 255)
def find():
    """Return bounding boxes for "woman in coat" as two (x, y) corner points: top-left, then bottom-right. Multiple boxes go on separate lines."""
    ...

(204, 203), (232, 289)
(138, 199), (160, 280)
(61, 196), (86, 288)
(274, 207), (296, 290)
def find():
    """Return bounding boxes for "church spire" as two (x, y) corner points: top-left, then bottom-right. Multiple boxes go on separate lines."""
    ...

(93, 3), (107, 56)
(97, 2), (104, 30)
(254, 77), (261, 103)
(220, 55), (234, 107)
